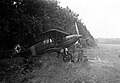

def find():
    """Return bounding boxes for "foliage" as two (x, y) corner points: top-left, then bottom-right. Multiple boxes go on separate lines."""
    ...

(0, 0), (97, 82)
(0, 0), (96, 56)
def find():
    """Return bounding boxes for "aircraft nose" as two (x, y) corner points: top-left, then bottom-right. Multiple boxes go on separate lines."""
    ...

(66, 35), (82, 39)
(74, 35), (82, 39)
(77, 35), (82, 38)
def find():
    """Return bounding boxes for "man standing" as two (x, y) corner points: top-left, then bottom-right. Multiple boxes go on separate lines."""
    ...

(75, 43), (84, 62)
(70, 43), (84, 62)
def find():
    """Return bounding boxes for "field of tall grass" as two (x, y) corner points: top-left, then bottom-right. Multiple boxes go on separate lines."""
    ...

(1, 44), (120, 83)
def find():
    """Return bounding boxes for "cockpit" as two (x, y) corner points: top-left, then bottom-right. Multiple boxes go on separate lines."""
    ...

(43, 39), (53, 44)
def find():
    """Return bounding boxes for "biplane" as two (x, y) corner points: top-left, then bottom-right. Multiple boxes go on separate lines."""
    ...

(12, 29), (82, 62)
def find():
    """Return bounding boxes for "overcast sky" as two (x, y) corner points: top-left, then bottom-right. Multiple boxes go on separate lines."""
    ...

(59, 0), (120, 38)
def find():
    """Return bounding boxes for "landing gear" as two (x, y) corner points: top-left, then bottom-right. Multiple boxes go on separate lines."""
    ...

(63, 52), (72, 62)
(63, 48), (72, 62)
(57, 48), (72, 62)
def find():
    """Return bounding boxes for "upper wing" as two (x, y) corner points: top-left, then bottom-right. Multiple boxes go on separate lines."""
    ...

(41, 29), (70, 36)
(37, 29), (69, 41)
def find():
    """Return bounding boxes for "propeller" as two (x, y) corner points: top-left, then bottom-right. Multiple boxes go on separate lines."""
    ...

(75, 22), (80, 35)
(75, 22), (81, 44)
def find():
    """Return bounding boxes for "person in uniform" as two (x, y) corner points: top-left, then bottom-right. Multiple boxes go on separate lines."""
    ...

(74, 43), (84, 62)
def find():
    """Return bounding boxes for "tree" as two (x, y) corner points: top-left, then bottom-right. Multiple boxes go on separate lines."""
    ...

(0, 0), (96, 56)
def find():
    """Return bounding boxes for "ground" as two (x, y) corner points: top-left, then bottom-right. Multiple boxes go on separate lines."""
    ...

(1, 44), (120, 83)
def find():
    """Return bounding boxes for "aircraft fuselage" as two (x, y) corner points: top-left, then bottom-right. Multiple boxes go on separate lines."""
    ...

(30, 35), (81, 56)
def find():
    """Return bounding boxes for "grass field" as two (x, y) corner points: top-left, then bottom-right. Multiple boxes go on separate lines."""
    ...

(84, 44), (120, 83)
(1, 44), (120, 83)
(86, 44), (120, 65)
(26, 44), (120, 83)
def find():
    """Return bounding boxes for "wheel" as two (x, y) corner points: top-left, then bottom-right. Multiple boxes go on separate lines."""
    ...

(63, 52), (72, 62)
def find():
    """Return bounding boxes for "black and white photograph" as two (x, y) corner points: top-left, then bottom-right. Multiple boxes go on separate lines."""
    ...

(0, 0), (120, 83)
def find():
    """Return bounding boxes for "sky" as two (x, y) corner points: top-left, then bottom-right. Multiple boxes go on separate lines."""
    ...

(59, 0), (120, 38)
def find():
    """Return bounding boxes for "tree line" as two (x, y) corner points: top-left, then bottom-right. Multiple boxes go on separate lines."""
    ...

(0, 0), (96, 56)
